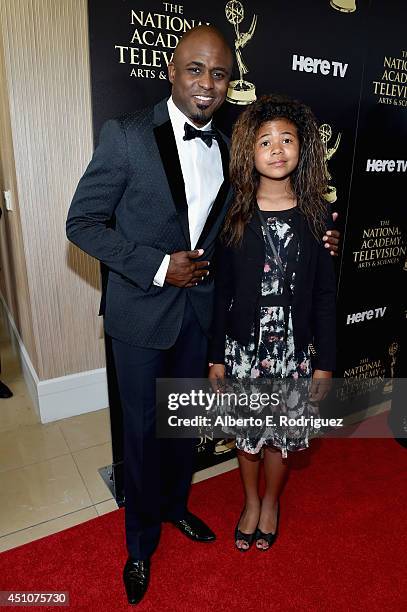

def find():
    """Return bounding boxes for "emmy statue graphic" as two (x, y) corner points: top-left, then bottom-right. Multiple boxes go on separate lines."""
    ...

(214, 439), (235, 455)
(225, 1), (257, 105)
(319, 124), (341, 203)
(330, 0), (356, 12)
(383, 342), (399, 394)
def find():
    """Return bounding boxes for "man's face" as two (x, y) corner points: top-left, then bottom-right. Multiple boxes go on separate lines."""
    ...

(168, 32), (232, 127)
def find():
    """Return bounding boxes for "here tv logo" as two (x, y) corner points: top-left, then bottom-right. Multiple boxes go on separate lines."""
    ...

(366, 159), (407, 172)
(292, 54), (348, 77)
(346, 306), (387, 325)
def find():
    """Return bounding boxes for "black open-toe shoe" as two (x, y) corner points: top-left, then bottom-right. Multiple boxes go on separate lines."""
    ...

(255, 504), (279, 551)
(234, 510), (257, 552)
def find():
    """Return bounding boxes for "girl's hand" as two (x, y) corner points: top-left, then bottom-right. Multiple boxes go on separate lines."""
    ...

(208, 364), (225, 393)
(309, 370), (332, 402)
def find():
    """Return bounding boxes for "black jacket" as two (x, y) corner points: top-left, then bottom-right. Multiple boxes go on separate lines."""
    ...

(209, 209), (336, 372)
(66, 98), (231, 349)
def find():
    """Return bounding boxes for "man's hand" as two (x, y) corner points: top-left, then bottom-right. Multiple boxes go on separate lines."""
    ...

(165, 249), (210, 287)
(323, 211), (340, 256)
(309, 370), (332, 402)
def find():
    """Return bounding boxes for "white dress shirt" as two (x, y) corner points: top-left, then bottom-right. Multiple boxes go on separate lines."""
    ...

(153, 97), (224, 286)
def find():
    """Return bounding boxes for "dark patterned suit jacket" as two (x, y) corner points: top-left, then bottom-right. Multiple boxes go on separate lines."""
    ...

(66, 98), (231, 349)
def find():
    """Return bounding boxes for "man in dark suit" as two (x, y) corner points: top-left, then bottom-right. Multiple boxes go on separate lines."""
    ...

(67, 25), (234, 605)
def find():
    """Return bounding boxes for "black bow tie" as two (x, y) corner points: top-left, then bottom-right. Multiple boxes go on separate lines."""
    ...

(183, 122), (218, 148)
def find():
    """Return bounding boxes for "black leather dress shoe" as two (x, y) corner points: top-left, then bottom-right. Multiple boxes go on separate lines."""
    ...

(170, 511), (216, 542)
(0, 380), (13, 398)
(123, 557), (150, 605)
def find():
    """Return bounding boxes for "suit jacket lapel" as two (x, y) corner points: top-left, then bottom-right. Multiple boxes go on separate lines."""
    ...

(153, 102), (191, 249)
(196, 134), (230, 249)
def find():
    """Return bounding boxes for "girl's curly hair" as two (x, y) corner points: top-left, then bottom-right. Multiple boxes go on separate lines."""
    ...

(222, 94), (329, 245)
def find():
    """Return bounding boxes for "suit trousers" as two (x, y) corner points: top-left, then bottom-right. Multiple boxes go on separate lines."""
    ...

(111, 298), (208, 559)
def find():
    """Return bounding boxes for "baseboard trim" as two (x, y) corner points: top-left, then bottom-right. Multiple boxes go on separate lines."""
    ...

(0, 294), (108, 423)
(37, 368), (108, 422)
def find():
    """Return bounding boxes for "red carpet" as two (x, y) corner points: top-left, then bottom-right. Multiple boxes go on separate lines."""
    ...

(1, 437), (406, 611)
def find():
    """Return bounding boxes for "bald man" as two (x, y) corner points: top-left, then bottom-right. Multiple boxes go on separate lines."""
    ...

(67, 25), (339, 604)
(67, 26), (233, 605)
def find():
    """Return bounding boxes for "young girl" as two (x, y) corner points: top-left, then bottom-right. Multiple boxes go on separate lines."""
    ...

(208, 95), (336, 552)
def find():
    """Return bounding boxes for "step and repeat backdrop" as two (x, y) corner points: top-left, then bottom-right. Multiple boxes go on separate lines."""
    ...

(87, 0), (406, 477)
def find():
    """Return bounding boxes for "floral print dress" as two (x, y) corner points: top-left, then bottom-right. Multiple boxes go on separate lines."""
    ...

(224, 209), (313, 457)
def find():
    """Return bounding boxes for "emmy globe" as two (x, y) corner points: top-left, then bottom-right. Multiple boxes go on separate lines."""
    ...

(330, 0), (357, 13)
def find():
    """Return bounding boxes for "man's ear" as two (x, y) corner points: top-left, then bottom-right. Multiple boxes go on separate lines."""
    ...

(168, 62), (175, 84)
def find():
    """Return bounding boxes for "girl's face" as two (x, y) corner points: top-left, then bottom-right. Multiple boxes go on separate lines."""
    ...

(254, 118), (300, 182)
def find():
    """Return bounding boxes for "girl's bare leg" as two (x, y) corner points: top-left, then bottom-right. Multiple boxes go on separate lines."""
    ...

(257, 446), (289, 549)
(235, 448), (261, 550)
